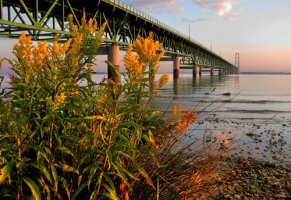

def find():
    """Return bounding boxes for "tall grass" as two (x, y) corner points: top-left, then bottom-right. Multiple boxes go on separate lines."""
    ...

(0, 14), (228, 200)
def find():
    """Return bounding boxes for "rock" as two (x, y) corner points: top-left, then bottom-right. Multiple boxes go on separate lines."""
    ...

(222, 92), (231, 96)
(246, 132), (255, 137)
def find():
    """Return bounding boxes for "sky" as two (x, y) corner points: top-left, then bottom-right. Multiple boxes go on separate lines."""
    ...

(0, 0), (291, 73)
(123, 0), (291, 72)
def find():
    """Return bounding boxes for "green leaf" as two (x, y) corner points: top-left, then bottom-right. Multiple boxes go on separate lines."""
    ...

(106, 60), (120, 81)
(50, 163), (58, 192)
(88, 162), (99, 190)
(0, 161), (13, 184)
(132, 162), (155, 189)
(23, 177), (41, 200)
(27, 144), (49, 162)
(60, 177), (70, 198)
(102, 173), (117, 194)
(142, 134), (151, 143)
(89, 191), (97, 200)
(78, 175), (83, 187)
(114, 164), (139, 181)
(56, 146), (75, 158)
(58, 163), (79, 175)
(71, 181), (89, 200)
(85, 115), (106, 121)
(30, 163), (54, 186)
(102, 184), (120, 200)
(111, 165), (129, 186)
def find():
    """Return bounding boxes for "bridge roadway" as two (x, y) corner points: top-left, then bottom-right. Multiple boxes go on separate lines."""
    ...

(0, 0), (238, 79)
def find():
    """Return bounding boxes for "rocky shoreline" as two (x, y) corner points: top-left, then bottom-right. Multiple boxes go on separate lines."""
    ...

(192, 118), (291, 199)
(214, 157), (291, 199)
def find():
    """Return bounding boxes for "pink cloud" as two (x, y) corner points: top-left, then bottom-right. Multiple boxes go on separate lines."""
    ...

(194, 0), (239, 16)
(124, 0), (185, 13)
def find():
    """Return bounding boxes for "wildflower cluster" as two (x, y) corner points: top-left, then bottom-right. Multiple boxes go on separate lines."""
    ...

(123, 45), (143, 80)
(135, 32), (164, 66)
(52, 34), (72, 59)
(13, 33), (50, 77)
(123, 32), (168, 93)
(158, 73), (170, 87)
(170, 104), (196, 132)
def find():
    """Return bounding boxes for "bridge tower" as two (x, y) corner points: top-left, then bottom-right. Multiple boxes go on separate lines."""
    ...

(235, 53), (240, 74)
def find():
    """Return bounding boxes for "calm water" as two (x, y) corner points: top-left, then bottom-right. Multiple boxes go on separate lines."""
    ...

(155, 73), (291, 164)
(1, 73), (291, 163)
(156, 73), (291, 121)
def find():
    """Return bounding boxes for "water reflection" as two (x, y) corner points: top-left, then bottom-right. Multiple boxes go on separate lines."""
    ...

(171, 75), (231, 97)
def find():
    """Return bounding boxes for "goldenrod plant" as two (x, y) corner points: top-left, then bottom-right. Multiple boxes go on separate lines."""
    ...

(0, 13), (189, 199)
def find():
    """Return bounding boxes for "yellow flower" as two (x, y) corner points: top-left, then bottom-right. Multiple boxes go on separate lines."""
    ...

(53, 34), (72, 58)
(170, 105), (195, 132)
(181, 108), (196, 126)
(123, 45), (143, 79)
(55, 92), (66, 105)
(158, 74), (169, 86)
(135, 32), (164, 65)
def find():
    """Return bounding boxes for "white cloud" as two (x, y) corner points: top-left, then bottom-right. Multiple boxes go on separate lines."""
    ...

(194, 0), (239, 16)
(124, 0), (186, 13)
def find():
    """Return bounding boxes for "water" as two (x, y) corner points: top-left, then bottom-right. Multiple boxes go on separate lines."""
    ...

(155, 73), (291, 164)
(156, 74), (291, 120)
(1, 73), (291, 164)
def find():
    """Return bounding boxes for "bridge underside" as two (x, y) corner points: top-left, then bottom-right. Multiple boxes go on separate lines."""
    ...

(0, 0), (237, 72)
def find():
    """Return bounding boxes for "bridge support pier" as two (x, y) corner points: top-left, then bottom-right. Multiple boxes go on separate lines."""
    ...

(210, 68), (214, 76)
(219, 68), (223, 76)
(174, 78), (180, 95)
(199, 67), (202, 76)
(108, 44), (120, 82)
(173, 56), (180, 79)
(193, 65), (199, 79)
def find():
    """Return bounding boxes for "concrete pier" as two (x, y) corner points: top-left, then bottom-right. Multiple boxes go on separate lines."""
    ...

(173, 78), (180, 95)
(173, 56), (180, 79)
(108, 44), (120, 82)
(210, 68), (214, 76)
(193, 65), (199, 79)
